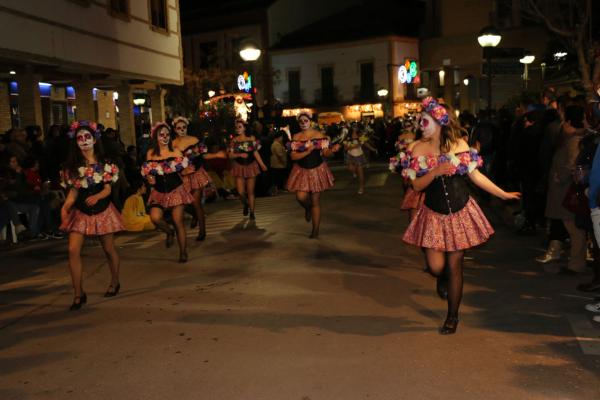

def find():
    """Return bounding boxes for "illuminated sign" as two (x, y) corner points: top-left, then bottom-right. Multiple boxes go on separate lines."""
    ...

(237, 71), (252, 92)
(398, 60), (419, 84)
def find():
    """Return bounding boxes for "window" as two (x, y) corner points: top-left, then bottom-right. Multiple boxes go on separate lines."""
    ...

(321, 67), (334, 104)
(197, 41), (218, 69)
(359, 62), (374, 100)
(149, 0), (168, 31)
(109, 0), (129, 18)
(288, 70), (301, 104)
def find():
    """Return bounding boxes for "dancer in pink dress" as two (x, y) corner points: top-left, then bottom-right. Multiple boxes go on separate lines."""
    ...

(402, 98), (520, 334)
(60, 121), (124, 310)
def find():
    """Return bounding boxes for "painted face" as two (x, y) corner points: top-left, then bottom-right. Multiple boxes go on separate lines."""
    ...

(235, 123), (245, 135)
(76, 130), (95, 151)
(158, 127), (170, 145)
(174, 123), (187, 136)
(420, 113), (438, 138)
(298, 116), (311, 131)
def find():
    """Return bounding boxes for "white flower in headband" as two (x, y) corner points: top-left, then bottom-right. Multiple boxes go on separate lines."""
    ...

(151, 122), (171, 138)
(172, 116), (189, 127)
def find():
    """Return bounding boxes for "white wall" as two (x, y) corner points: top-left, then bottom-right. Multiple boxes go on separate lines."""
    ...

(0, 0), (182, 84)
(271, 38), (419, 105)
(267, 0), (362, 46)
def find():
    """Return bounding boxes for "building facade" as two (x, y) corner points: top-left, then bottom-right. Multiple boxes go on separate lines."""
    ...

(271, 37), (420, 121)
(420, 0), (550, 113)
(0, 0), (183, 144)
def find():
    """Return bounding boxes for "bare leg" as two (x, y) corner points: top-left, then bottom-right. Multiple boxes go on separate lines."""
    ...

(192, 189), (206, 240)
(309, 192), (321, 238)
(246, 177), (256, 218)
(99, 233), (120, 289)
(68, 232), (85, 298)
(357, 164), (365, 193)
(150, 207), (174, 247)
(172, 205), (187, 261)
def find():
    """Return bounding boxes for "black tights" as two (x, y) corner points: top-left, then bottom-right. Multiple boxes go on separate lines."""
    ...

(425, 249), (465, 320)
(296, 191), (321, 237)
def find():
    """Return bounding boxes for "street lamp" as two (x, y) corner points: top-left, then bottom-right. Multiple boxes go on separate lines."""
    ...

(463, 77), (470, 86)
(239, 41), (262, 120)
(377, 88), (388, 97)
(478, 26), (501, 117)
(519, 50), (535, 89)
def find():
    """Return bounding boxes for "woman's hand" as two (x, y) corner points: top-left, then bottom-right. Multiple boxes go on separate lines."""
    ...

(238, 153), (249, 159)
(85, 194), (99, 206)
(501, 192), (521, 201)
(260, 164), (268, 172)
(61, 205), (72, 222)
(432, 162), (454, 177)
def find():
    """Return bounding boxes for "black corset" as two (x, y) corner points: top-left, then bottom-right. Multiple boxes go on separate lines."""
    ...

(235, 152), (255, 165)
(191, 154), (204, 169)
(297, 150), (323, 169)
(153, 172), (183, 193)
(424, 175), (470, 214)
(75, 184), (111, 215)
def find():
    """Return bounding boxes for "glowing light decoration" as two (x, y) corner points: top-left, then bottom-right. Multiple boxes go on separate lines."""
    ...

(237, 71), (252, 93)
(398, 59), (419, 84)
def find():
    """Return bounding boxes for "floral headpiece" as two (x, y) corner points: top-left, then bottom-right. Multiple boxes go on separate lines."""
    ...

(67, 120), (101, 139)
(172, 116), (189, 127)
(151, 122), (171, 138)
(422, 97), (449, 126)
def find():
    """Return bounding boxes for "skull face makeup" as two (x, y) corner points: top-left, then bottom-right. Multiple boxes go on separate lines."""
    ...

(76, 130), (95, 151)
(420, 113), (438, 138)
(158, 127), (170, 145)
(298, 116), (311, 131)
(174, 123), (187, 136)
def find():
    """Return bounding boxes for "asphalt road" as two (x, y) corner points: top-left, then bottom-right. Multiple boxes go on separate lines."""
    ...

(1, 165), (599, 400)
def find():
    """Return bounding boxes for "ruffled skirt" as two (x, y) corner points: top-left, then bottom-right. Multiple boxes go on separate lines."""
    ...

(60, 203), (124, 236)
(400, 187), (425, 210)
(183, 167), (212, 192)
(230, 160), (261, 178)
(286, 162), (335, 193)
(403, 197), (494, 251)
(148, 185), (194, 209)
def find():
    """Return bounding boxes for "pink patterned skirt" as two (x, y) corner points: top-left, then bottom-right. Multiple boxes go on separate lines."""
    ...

(60, 203), (124, 236)
(286, 162), (335, 193)
(403, 197), (494, 252)
(183, 167), (212, 192)
(148, 185), (194, 209)
(230, 160), (261, 178)
(400, 187), (425, 210)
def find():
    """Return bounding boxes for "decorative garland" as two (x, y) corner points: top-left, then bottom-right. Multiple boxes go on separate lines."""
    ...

(61, 163), (119, 189)
(287, 137), (330, 152)
(399, 149), (483, 180)
(232, 140), (260, 153)
(141, 157), (190, 177)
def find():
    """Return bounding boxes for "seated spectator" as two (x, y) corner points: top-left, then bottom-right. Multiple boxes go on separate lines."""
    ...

(6, 128), (30, 163)
(122, 180), (155, 232)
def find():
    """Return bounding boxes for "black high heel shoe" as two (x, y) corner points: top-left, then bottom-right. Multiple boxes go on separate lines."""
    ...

(196, 231), (206, 241)
(104, 283), (120, 297)
(439, 317), (459, 335)
(179, 251), (188, 263)
(241, 195), (249, 216)
(249, 211), (255, 221)
(70, 292), (87, 311)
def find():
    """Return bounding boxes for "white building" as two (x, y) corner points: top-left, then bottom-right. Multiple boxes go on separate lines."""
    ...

(0, 0), (183, 144)
(271, 36), (420, 121)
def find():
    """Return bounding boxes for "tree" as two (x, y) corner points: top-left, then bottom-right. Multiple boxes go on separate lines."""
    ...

(521, 0), (600, 98)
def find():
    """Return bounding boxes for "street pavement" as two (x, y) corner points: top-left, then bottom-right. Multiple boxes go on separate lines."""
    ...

(1, 164), (599, 400)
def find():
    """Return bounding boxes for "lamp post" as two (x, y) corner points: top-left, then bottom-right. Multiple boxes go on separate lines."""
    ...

(239, 42), (262, 121)
(519, 51), (535, 89)
(377, 88), (389, 118)
(477, 26), (502, 117)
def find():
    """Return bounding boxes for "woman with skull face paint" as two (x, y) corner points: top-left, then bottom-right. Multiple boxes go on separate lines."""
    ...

(286, 112), (341, 238)
(172, 116), (227, 241)
(142, 122), (194, 263)
(228, 119), (268, 220)
(60, 121), (124, 310)
(401, 97), (520, 334)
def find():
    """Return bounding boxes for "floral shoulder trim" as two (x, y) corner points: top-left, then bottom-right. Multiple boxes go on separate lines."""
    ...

(231, 140), (260, 153)
(61, 163), (119, 189)
(183, 143), (208, 159)
(399, 149), (483, 180)
(141, 157), (190, 177)
(287, 137), (330, 152)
